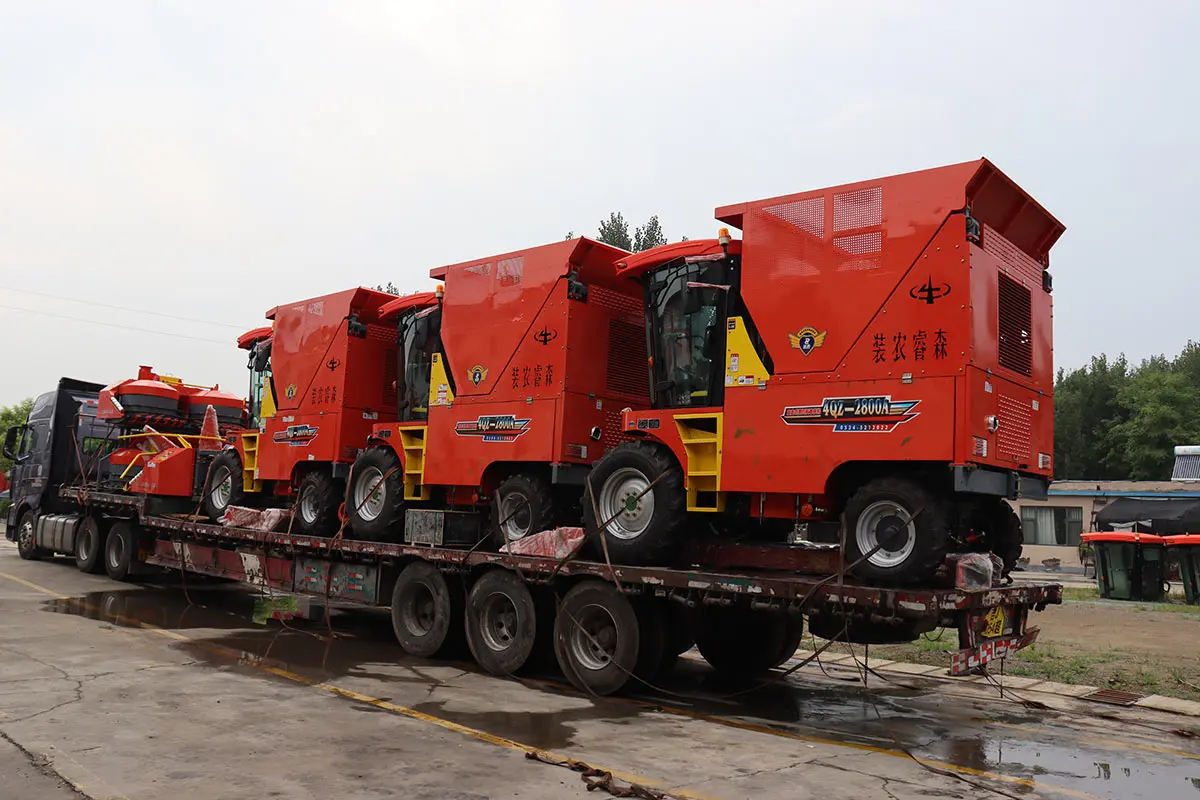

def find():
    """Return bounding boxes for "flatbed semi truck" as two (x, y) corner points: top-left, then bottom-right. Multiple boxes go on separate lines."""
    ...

(11, 482), (1060, 695)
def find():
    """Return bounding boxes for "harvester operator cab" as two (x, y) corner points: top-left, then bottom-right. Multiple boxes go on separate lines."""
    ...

(247, 339), (274, 430)
(397, 304), (442, 422)
(646, 254), (734, 410)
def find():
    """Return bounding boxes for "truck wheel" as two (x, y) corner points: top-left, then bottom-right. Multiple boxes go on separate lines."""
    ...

(391, 561), (462, 658)
(968, 498), (1023, 577)
(554, 580), (640, 696)
(465, 569), (538, 675)
(583, 442), (687, 566)
(843, 478), (949, 584)
(75, 516), (108, 574)
(105, 521), (136, 581)
(656, 603), (695, 676)
(15, 511), (44, 560)
(632, 599), (667, 684)
(692, 607), (801, 679)
(204, 450), (245, 522)
(491, 473), (554, 546)
(349, 449), (404, 541)
(296, 470), (342, 536)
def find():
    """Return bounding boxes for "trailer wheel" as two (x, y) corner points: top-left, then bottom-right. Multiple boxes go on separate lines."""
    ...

(491, 473), (554, 546)
(656, 603), (695, 677)
(967, 497), (1023, 577)
(843, 478), (949, 584)
(632, 599), (668, 684)
(296, 470), (342, 536)
(465, 569), (538, 675)
(349, 448), (405, 541)
(692, 607), (803, 679)
(583, 442), (687, 566)
(390, 561), (462, 658)
(554, 580), (640, 696)
(15, 511), (44, 561)
(75, 516), (108, 574)
(104, 521), (136, 582)
(203, 450), (245, 522)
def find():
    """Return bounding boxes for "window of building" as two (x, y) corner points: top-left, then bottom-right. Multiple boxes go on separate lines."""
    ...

(1020, 505), (1084, 546)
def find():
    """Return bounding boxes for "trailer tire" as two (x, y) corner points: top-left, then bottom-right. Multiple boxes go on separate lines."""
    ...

(296, 470), (342, 536)
(203, 450), (245, 522)
(692, 607), (802, 679)
(348, 448), (405, 541)
(583, 442), (687, 566)
(104, 521), (136, 582)
(15, 511), (44, 560)
(491, 473), (554, 546)
(632, 599), (667, 684)
(554, 580), (640, 696)
(843, 478), (950, 584)
(75, 516), (108, 574)
(466, 569), (538, 675)
(656, 603), (695, 676)
(391, 562), (462, 658)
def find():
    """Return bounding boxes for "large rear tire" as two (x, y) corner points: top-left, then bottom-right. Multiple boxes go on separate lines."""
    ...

(554, 580), (640, 696)
(490, 473), (554, 546)
(203, 450), (245, 522)
(843, 478), (949, 584)
(348, 448), (404, 541)
(104, 521), (137, 582)
(295, 470), (343, 536)
(390, 561), (462, 658)
(465, 569), (538, 675)
(583, 442), (687, 566)
(75, 516), (108, 574)
(967, 497), (1024, 577)
(15, 511), (43, 561)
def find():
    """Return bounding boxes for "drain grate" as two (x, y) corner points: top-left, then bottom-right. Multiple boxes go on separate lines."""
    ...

(1081, 688), (1146, 706)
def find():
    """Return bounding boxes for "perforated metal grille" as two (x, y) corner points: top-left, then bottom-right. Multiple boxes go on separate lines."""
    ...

(589, 285), (643, 320)
(1081, 688), (1146, 706)
(762, 196), (824, 237)
(366, 323), (398, 344)
(382, 351), (397, 408)
(983, 224), (1043, 284)
(601, 408), (637, 453)
(833, 231), (882, 255)
(997, 394), (1032, 463)
(833, 187), (882, 232)
(606, 318), (649, 400)
(998, 273), (1033, 376)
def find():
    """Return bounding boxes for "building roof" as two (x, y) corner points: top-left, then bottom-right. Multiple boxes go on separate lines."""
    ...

(1048, 480), (1200, 498)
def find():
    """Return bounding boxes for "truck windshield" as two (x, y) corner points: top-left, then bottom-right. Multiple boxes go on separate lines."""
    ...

(397, 306), (441, 421)
(646, 257), (729, 409)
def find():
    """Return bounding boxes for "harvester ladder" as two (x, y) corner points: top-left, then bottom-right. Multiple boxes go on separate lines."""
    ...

(673, 412), (724, 512)
(240, 433), (263, 493)
(398, 426), (431, 501)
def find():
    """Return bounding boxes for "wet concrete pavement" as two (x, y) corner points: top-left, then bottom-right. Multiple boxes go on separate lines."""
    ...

(2, 545), (1199, 799)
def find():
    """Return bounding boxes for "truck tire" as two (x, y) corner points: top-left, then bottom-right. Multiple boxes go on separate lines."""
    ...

(15, 511), (43, 560)
(691, 607), (802, 679)
(75, 516), (108, 574)
(296, 470), (342, 536)
(348, 448), (404, 541)
(491, 473), (554, 546)
(843, 478), (949, 584)
(465, 569), (538, 675)
(391, 561), (462, 658)
(105, 521), (136, 582)
(969, 497), (1023, 577)
(656, 603), (695, 677)
(583, 442), (687, 566)
(204, 450), (245, 522)
(554, 580), (640, 696)
(632, 599), (667, 684)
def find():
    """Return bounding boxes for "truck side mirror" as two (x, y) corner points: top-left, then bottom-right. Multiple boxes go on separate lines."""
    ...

(2, 426), (22, 460)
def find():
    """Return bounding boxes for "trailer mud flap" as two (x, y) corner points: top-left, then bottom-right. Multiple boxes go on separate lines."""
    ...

(951, 602), (1036, 675)
(951, 627), (1039, 675)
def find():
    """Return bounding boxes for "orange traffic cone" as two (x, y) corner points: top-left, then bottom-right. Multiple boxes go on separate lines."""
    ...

(198, 405), (222, 451)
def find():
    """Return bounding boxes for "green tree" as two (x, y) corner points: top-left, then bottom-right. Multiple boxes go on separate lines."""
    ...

(1108, 364), (1200, 480)
(596, 212), (632, 251)
(1053, 354), (1129, 479)
(633, 215), (667, 252)
(0, 398), (34, 472)
(374, 282), (399, 294)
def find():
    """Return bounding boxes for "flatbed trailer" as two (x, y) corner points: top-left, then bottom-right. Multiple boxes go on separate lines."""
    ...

(42, 486), (1061, 694)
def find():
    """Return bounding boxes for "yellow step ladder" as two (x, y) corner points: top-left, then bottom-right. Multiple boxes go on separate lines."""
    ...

(398, 427), (431, 501)
(239, 433), (263, 493)
(673, 413), (724, 512)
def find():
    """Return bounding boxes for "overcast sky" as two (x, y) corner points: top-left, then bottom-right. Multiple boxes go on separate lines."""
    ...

(1, 2), (1195, 406)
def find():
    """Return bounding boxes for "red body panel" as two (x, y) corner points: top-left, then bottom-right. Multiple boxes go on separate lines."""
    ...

(126, 447), (195, 497)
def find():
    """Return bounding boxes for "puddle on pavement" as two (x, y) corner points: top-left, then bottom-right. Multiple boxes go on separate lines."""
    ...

(44, 583), (1200, 797)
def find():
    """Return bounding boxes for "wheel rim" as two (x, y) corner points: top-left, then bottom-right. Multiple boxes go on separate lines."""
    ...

(18, 519), (34, 551)
(299, 486), (320, 524)
(568, 603), (619, 671)
(499, 491), (532, 542)
(401, 584), (436, 637)
(479, 592), (519, 652)
(354, 467), (386, 522)
(597, 467), (654, 540)
(78, 528), (91, 561)
(855, 500), (917, 569)
(108, 534), (125, 570)
(210, 466), (232, 510)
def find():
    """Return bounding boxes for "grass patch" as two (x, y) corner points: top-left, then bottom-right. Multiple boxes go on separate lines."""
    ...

(1061, 587), (1101, 601)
